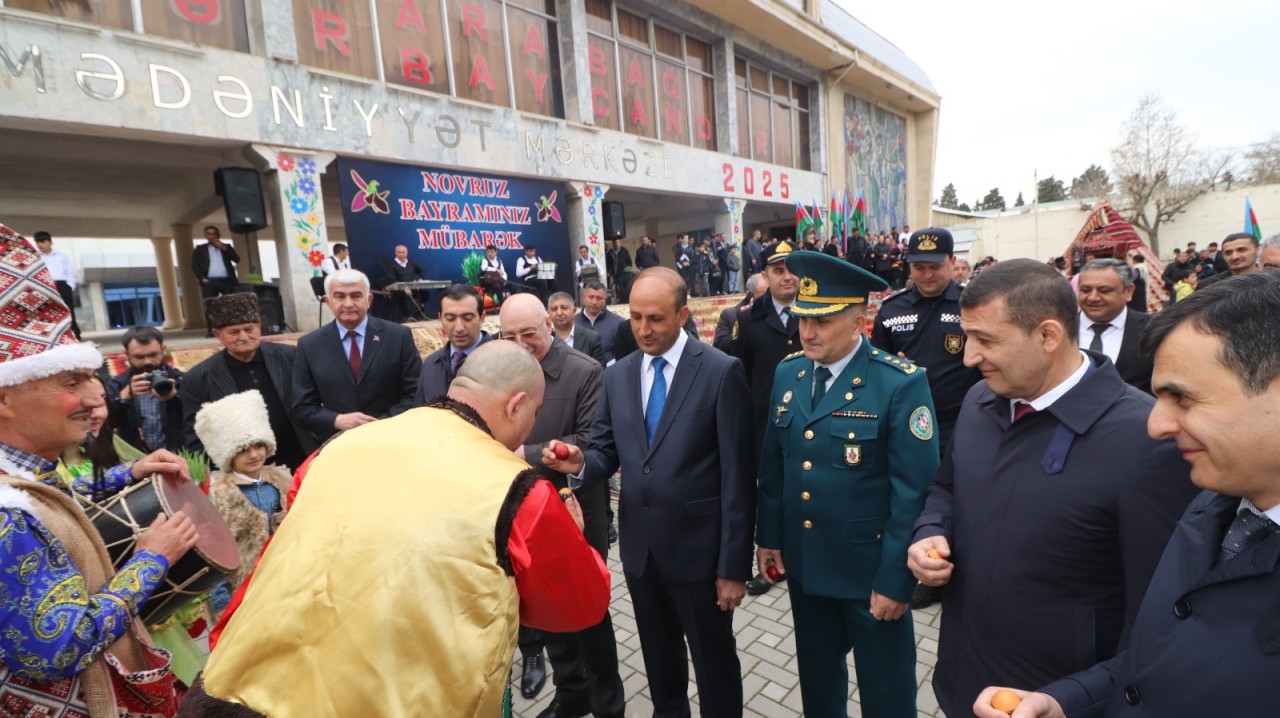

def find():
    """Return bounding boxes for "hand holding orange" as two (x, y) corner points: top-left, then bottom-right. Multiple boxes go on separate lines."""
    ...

(991, 689), (1021, 714)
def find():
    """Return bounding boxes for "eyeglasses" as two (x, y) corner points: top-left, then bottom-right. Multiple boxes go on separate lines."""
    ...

(500, 327), (542, 342)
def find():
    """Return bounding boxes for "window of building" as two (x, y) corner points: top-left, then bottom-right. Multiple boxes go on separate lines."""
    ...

(5, 0), (250, 52)
(584, 1), (716, 149)
(289, 0), (563, 117)
(105, 285), (164, 329)
(734, 57), (810, 170)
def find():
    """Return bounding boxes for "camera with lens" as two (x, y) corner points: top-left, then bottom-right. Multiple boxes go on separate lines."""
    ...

(147, 370), (176, 396)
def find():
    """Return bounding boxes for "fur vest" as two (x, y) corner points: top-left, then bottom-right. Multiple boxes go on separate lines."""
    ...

(208, 465), (292, 590)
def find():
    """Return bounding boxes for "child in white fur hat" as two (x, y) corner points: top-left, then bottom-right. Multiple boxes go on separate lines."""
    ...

(194, 390), (292, 616)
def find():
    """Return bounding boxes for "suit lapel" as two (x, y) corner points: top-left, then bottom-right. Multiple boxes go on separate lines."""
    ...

(325, 321), (358, 385)
(1186, 494), (1280, 590)
(1116, 309), (1143, 371)
(357, 318), (385, 383)
(646, 339), (702, 456)
(624, 353), (648, 452)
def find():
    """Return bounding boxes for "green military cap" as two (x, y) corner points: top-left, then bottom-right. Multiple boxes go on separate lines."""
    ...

(784, 250), (888, 317)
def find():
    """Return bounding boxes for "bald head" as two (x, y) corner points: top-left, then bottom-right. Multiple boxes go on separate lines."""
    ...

(499, 293), (554, 361)
(448, 340), (545, 450)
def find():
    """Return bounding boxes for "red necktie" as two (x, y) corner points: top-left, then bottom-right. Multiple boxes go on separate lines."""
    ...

(347, 330), (361, 378)
(450, 349), (465, 378)
(1012, 402), (1036, 422)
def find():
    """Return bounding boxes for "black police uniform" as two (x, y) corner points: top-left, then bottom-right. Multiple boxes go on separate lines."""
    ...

(731, 290), (800, 450)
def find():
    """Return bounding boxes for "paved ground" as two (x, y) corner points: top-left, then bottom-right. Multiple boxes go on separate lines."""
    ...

(510, 499), (945, 718)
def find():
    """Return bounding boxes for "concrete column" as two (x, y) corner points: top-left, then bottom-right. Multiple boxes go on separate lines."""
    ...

(172, 224), (205, 331)
(713, 38), (737, 156)
(246, 232), (264, 278)
(150, 236), (183, 330)
(720, 198), (747, 285)
(556, 0), (593, 125)
(231, 234), (251, 277)
(86, 282), (109, 332)
(566, 182), (610, 291)
(248, 145), (337, 333)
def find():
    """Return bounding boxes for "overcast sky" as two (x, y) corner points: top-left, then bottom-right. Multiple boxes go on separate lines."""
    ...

(834, 0), (1279, 207)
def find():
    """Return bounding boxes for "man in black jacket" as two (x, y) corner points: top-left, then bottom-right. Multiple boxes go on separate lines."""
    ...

(106, 326), (185, 453)
(413, 284), (493, 405)
(634, 235), (660, 271)
(182, 293), (312, 471)
(191, 226), (240, 333)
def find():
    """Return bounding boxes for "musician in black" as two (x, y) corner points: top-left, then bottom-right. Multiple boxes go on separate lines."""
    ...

(386, 244), (427, 322)
(516, 245), (550, 300)
(479, 245), (508, 303)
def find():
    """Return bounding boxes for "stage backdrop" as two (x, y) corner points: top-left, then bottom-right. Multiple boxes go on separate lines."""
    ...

(336, 157), (570, 315)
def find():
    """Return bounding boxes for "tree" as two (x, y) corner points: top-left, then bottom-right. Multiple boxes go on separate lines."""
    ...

(1111, 94), (1231, 254)
(1070, 164), (1113, 198)
(1242, 132), (1280, 185)
(1036, 176), (1067, 203)
(937, 183), (960, 209)
(957, 202), (972, 212)
(978, 188), (1006, 211)
(1014, 192), (1025, 207)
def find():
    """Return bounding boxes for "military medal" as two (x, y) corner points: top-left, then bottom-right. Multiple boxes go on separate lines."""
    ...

(844, 444), (862, 466)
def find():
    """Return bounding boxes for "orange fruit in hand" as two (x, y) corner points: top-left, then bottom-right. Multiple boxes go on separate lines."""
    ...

(991, 689), (1021, 714)
(927, 548), (942, 560)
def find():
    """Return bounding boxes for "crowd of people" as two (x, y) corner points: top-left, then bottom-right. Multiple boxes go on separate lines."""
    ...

(2, 215), (1279, 718)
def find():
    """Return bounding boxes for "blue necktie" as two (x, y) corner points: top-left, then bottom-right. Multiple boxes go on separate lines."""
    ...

(1217, 510), (1277, 566)
(645, 357), (668, 446)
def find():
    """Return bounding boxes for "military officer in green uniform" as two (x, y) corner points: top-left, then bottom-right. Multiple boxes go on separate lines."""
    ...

(756, 251), (940, 718)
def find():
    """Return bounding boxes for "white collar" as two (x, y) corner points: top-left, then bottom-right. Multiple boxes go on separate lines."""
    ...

(815, 336), (861, 381)
(643, 327), (689, 375)
(395, 258), (408, 267)
(1080, 308), (1128, 333)
(1017, 351), (1089, 416)
(771, 297), (796, 319)
(1240, 498), (1280, 526)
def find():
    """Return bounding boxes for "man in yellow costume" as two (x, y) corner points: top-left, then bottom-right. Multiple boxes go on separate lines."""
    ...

(180, 340), (611, 717)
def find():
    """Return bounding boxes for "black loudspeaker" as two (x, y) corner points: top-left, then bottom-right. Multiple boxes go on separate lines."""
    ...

(214, 167), (268, 234)
(603, 201), (626, 240)
(246, 285), (286, 335)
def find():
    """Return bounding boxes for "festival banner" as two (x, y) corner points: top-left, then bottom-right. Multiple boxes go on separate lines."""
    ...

(336, 157), (570, 314)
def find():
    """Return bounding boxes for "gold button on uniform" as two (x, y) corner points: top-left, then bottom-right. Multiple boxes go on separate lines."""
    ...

(801, 491), (811, 501)
(803, 520), (813, 529)
(804, 430), (814, 440)
(802, 461), (812, 471)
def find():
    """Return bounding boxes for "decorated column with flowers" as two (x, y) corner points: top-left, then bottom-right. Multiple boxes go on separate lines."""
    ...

(718, 198), (747, 290)
(250, 145), (336, 332)
(566, 182), (611, 291)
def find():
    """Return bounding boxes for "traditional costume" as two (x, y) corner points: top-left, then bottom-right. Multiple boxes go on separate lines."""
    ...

(182, 397), (611, 717)
(0, 223), (179, 717)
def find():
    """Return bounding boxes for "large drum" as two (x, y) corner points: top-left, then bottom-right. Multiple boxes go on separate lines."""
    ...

(78, 475), (240, 625)
(536, 261), (558, 280)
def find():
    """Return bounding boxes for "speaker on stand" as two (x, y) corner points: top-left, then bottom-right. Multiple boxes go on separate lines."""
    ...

(603, 201), (626, 240)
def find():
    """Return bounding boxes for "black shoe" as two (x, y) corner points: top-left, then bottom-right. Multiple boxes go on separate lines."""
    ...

(607, 521), (618, 545)
(746, 571), (784, 596)
(910, 583), (942, 610)
(535, 698), (591, 718)
(520, 654), (546, 699)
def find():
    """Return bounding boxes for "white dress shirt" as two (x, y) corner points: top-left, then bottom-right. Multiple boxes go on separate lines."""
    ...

(640, 328), (689, 414)
(41, 250), (76, 289)
(1078, 309), (1127, 363)
(207, 244), (229, 279)
(813, 337), (860, 396)
(1010, 351), (1089, 422)
(481, 257), (506, 279)
(516, 255), (539, 279)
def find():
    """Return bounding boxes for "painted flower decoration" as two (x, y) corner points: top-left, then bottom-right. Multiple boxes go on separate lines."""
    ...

(535, 191), (561, 223)
(350, 169), (391, 214)
(277, 153), (296, 173)
(307, 214), (320, 226)
(297, 234), (312, 250)
(289, 197), (309, 213)
(298, 157), (317, 175)
(299, 177), (317, 195)
(308, 249), (325, 267)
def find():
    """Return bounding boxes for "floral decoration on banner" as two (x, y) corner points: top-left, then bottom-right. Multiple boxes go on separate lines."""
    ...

(278, 151), (326, 275)
(350, 169), (391, 214)
(535, 190), (562, 223)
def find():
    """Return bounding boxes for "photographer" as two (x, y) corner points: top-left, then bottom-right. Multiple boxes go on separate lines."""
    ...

(106, 325), (186, 453)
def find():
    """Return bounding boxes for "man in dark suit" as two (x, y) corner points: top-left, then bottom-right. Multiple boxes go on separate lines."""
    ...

(182, 293), (311, 471)
(413, 284), (492, 405)
(606, 238), (634, 303)
(976, 270), (1280, 718)
(908, 260), (1199, 717)
(549, 292), (606, 366)
(711, 273), (764, 353)
(575, 283), (624, 362)
(191, 226), (240, 333)
(634, 235), (660, 271)
(384, 244), (428, 322)
(291, 269), (422, 444)
(501, 294), (623, 718)
(1077, 258), (1154, 394)
(544, 267), (755, 718)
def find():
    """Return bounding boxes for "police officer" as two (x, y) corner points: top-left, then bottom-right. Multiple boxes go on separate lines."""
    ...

(756, 251), (939, 718)
(871, 227), (981, 610)
(730, 240), (801, 596)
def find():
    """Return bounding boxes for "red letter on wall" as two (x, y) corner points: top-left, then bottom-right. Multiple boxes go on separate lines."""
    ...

(173, 0), (219, 23)
(401, 47), (433, 84)
(662, 68), (680, 99)
(470, 54), (496, 91)
(396, 0), (428, 34)
(664, 107), (682, 136)
(697, 116), (712, 140)
(523, 24), (546, 59)
(592, 87), (610, 117)
(526, 69), (548, 103)
(313, 11), (352, 56)
(630, 98), (648, 127)
(461, 3), (489, 43)
(626, 59), (644, 87)
(588, 44), (606, 76)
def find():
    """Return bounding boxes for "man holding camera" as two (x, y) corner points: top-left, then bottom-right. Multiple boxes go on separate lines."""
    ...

(106, 326), (186, 452)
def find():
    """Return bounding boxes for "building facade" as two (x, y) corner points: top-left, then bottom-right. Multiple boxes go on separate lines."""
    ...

(0, 0), (937, 331)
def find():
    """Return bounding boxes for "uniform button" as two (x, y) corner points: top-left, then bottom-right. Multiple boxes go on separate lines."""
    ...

(801, 491), (811, 501)
(803, 520), (813, 529)
(804, 430), (814, 440)
(875, 532), (882, 541)
(1123, 685), (1140, 705)
(643, 466), (651, 474)
(802, 461), (812, 471)
(1172, 598), (1191, 619)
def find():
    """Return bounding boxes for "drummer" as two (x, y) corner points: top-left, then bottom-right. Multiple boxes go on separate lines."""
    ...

(0, 223), (198, 717)
(194, 390), (292, 617)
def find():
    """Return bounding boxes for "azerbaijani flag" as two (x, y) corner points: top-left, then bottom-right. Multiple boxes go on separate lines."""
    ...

(830, 192), (844, 241)
(795, 201), (813, 240)
(851, 190), (868, 237)
(1246, 196), (1263, 240)
(811, 199), (823, 236)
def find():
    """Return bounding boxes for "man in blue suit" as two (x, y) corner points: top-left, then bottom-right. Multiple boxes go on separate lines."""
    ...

(974, 271), (1280, 717)
(545, 267), (755, 718)
(756, 251), (940, 717)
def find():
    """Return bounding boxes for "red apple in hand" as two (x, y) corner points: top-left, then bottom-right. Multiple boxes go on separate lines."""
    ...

(765, 564), (782, 581)
(552, 442), (571, 460)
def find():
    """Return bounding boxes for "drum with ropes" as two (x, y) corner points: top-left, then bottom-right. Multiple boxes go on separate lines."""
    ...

(77, 474), (240, 624)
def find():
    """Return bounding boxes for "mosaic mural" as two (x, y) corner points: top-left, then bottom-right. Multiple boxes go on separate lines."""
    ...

(844, 94), (908, 233)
